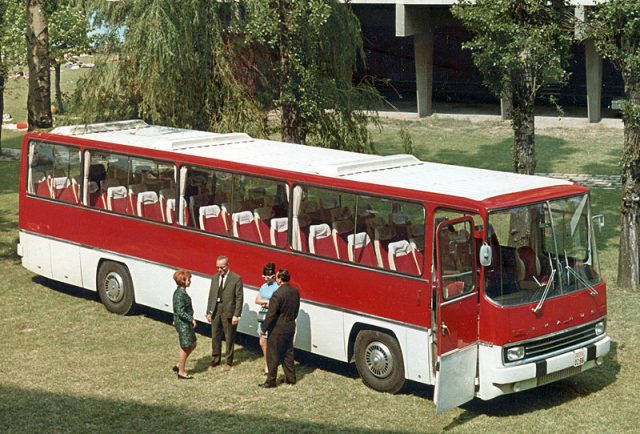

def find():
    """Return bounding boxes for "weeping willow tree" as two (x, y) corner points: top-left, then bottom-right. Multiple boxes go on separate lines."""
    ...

(242, 0), (381, 151)
(75, 0), (380, 149)
(74, 0), (266, 135)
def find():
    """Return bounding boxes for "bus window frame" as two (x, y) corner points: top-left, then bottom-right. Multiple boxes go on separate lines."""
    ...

(293, 181), (428, 278)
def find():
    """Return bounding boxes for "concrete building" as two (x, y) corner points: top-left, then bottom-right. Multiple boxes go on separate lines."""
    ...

(349, 1), (622, 122)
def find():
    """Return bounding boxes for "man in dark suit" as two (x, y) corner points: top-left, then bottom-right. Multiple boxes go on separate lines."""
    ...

(206, 255), (243, 370)
(259, 269), (300, 388)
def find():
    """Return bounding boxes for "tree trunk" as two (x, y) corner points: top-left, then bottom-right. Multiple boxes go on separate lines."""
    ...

(0, 73), (4, 154)
(54, 62), (63, 114)
(510, 81), (536, 175)
(26, 0), (52, 131)
(617, 87), (640, 289)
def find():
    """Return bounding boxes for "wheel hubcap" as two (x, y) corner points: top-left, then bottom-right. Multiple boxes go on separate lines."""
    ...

(104, 271), (124, 303)
(364, 341), (394, 379)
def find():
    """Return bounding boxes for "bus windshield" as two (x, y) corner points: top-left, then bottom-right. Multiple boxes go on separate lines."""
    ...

(485, 194), (601, 307)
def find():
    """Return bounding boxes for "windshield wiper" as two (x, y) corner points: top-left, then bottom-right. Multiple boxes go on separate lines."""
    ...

(564, 250), (598, 296)
(531, 268), (556, 313)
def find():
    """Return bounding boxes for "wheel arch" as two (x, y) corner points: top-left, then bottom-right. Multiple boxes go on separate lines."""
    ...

(347, 322), (401, 363)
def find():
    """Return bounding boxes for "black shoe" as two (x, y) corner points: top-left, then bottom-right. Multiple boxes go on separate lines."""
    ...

(258, 382), (276, 388)
(177, 373), (194, 380)
(285, 380), (296, 385)
(172, 365), (179, 373)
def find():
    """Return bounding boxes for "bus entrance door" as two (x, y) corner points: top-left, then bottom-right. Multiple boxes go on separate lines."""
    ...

(433, 216), (479, 414)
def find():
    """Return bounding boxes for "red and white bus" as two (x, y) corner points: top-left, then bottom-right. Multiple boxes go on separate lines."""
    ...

(18, 120), (610, 412)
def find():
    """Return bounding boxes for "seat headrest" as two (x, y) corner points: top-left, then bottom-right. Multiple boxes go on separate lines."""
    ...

(107, 186), (127, 198)
(348, 232), (370, 248)
(232, 210), (254, 224)
(388, 240), (412, 257)
(200, 204), (221, 217)
(166, 198), (176, 210)
(88, 181), (99, 194)
(309, 223), (331, 238)
(138, 191), (158, 204)
(51, 176), (70, 189)
(270, 217), (288, 232)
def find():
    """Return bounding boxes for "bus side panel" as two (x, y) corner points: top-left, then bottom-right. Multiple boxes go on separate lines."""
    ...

(295, 303), (345, 361)
(49, 238), (83, 287)
(406, 327), (434, 384)
(19, 232), (52, 279)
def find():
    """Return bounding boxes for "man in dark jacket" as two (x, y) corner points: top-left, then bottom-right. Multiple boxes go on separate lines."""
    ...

(206, 255), (243, 370)
(259, 269), (300, 388)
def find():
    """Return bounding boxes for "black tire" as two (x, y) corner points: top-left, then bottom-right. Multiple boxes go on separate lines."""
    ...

(354, 330), (405, 394)
(97, 261), (135, 315)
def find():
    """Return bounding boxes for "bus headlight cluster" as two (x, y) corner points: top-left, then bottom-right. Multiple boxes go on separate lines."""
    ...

(506, 346), (525, 362)
(594, 320), (606, 336)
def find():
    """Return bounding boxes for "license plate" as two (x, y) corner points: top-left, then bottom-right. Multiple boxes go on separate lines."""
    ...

(573, 348), (586, 367)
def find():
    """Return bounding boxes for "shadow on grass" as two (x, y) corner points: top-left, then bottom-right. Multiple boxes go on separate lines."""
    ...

(0, 384), (391, 433)
(443, 340), (621, 429)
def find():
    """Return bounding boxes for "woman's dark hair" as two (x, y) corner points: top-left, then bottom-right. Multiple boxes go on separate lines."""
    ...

(263, 262), (276, 277)
(277, 269), (291, 283)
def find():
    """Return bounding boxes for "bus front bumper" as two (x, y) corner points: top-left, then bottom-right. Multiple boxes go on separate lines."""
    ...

(477, 335), (610, 400)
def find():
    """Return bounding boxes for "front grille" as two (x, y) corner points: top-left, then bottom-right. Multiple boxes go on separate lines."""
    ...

(504, 321), (600, 364)
(537, 366), (582, 386)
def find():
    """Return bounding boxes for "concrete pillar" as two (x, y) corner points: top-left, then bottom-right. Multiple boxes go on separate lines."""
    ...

(584, 38), (602, 123)
(415, 30), (434, 117)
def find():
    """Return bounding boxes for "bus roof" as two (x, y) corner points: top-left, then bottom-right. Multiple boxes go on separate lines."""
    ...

(51, 120), (575, 203)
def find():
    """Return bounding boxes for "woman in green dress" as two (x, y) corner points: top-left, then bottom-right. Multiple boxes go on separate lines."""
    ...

(172, 269), (196, 379)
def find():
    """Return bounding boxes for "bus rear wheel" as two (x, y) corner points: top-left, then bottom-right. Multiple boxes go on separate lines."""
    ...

(97, 261), (135, 315)
(354, 330), (405, 394)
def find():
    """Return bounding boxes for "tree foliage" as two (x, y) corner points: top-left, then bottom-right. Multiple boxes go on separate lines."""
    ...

(49, 1), (90, 113)
(74, 0), (265, 135)
(242, 0), (381, 151)
(587, 0), (640, 289)
(74, 0), (379, 151)
(452, 0), (574, 174)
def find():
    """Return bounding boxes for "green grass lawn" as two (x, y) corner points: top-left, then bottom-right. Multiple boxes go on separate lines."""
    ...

(0, 67), (635, 432)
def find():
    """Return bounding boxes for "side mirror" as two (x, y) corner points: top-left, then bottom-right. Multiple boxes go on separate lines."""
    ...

(592, 214), (605, 233)
(479, 242), (492, 267)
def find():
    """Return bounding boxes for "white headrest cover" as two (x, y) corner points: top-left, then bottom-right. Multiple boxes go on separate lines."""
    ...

(232, 210), (254, 225)
(309, 223), (331, 239)
(138, 191), (158, 204)
(88, 181), (99, 194)
(270, 217), (288, 232)
(200, 205), (221, 217)
(108, 186), (127, 199)
(348, 232), (370, 248)
(166, 198), (175, 211)
(388, 240), (412, 257)
(52, 176), (70, 189)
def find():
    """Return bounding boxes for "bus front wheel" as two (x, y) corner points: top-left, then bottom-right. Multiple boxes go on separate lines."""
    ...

(97, 261), (135, 315)
(354, 330), (405, 394)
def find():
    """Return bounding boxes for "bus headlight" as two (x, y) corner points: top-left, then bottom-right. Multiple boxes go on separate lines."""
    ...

(594, 320), (605, 336)
(506, 346), (525, 362)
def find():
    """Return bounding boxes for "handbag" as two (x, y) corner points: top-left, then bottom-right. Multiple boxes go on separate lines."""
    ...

(257, 307), (267, 322)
